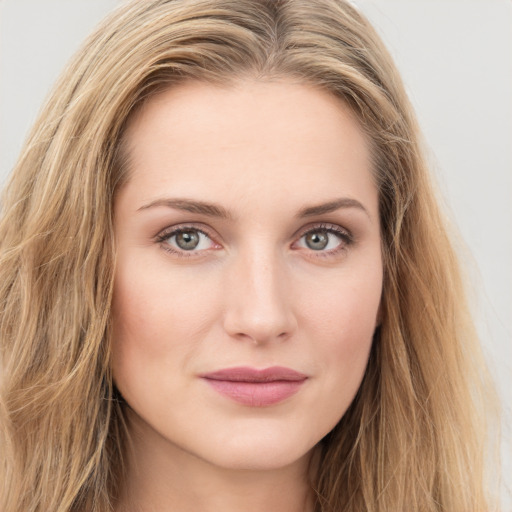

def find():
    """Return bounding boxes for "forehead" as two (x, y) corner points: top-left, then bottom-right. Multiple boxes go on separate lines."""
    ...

(118, 79), (377, 221)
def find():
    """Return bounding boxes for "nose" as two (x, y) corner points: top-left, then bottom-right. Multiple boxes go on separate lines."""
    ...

(222, 247), (297, 345)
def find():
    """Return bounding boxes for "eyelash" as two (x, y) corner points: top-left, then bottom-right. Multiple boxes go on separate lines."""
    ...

(300, 224), (354, 258)
(155, 223), (354, 259)
(155, 226), (217, 258)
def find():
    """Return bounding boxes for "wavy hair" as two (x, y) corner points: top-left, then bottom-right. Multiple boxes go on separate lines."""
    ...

(0, 0), (498, 510)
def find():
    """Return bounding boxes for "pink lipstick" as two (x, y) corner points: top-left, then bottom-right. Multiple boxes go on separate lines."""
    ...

(200, 366), (307, 407)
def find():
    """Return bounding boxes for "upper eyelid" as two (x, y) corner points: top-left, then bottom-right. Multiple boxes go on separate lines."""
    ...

(293, 223), (354, 246)
(155, 222), (353, 247)
(155, 225), (218, 258)
(155, 223), (214, 241)
(297, 222), (351, 236)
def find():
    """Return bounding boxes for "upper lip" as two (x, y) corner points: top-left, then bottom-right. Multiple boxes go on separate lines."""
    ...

(200, 366), (308, 382)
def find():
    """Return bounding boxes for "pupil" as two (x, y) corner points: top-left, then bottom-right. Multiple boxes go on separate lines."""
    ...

(176, 230), (200, 250)
(306, 231), (328, 250)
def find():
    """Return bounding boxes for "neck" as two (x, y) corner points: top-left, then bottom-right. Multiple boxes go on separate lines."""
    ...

(114, 410), (318, 512)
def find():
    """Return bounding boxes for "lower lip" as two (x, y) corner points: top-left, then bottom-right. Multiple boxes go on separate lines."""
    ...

(202, 379), (305, 407)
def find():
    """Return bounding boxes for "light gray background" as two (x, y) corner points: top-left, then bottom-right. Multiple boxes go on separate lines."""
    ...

(1, 0), (510, 508)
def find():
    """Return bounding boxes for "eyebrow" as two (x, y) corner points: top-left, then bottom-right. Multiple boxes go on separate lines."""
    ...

(296, 197), (369, 218)
(138, 198), (234, 219)
(138, 197), (369, 220)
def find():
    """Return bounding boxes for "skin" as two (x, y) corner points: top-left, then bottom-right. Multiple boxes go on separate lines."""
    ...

(111, 79), (383, 512)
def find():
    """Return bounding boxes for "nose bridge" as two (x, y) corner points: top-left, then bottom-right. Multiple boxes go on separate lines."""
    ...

(223, 241), (296, 344)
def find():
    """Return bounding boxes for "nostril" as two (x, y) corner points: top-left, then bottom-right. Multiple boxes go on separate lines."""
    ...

(224, 315), (296, 345)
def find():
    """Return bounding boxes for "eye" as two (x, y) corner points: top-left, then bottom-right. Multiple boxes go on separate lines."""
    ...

(295, 225), (352, 254)
(156, 226), (218, 256)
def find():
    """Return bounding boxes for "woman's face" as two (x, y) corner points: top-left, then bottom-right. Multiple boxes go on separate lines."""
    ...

(112, 80), (382, 471)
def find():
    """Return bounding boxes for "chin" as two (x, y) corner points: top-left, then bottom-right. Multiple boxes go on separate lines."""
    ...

(207, 446), (313, 472)
(193, 426), (320, 472)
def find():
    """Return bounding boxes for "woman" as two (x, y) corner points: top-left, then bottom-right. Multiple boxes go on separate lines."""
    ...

(0, 0), (498, 511)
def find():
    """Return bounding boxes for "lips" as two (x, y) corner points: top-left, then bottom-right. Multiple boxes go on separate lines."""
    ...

(200, 366), (307, 407)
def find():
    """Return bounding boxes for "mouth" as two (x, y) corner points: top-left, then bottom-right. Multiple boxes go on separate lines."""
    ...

(200, 366), (308, 407)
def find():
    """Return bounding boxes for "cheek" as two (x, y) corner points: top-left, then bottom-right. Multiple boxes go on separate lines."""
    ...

(110, 259), (221, 393)
(302, 263), (382, 342)
(300, 264), (381, 404)
(112, 254), (217, 338)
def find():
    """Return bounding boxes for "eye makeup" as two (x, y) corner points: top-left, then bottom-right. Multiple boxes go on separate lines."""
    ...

(155, 224), (220, 258)
(292, 223), (354, 259)
(154, 221), (354, 260)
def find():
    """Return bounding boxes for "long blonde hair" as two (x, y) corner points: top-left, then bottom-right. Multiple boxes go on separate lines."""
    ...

(0, 0), (498, 510)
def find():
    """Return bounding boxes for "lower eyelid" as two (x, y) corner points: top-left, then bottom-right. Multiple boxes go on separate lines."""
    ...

(293, 226), (354, 254)
(155, 224), (352, 257)
(156, 226), (210, 242)
(165, 229), (216, 251)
